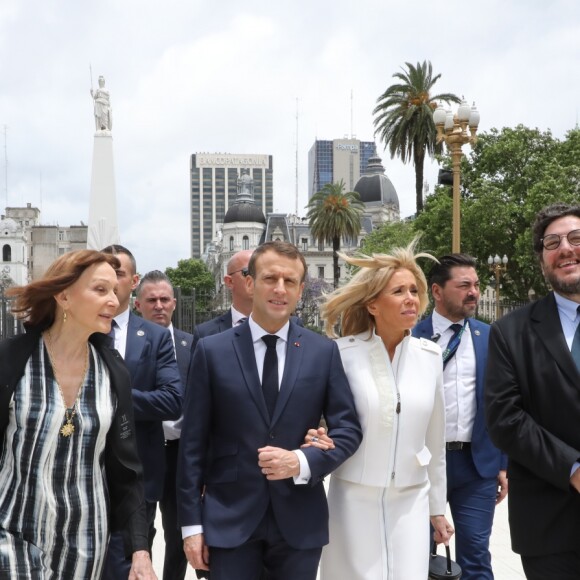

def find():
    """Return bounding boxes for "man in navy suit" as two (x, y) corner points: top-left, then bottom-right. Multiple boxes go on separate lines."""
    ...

(135, 269), (195, 580)
(193, 249), (254, 348)
(178, 241), (362, 580)
(413, 254), (507, 580)
(102, 246), (183, 579)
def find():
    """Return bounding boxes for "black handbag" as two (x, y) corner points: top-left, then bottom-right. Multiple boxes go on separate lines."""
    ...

(428, 541), (462, 579)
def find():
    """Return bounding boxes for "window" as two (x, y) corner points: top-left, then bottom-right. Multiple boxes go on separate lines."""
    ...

(301, 238), (308, 252)
(229, 236), (234, 251)
(318, 240), (324, 252)
(318, 266), (324, 279)
(242, 236), (249, 250)
(2, 244), (11, 262)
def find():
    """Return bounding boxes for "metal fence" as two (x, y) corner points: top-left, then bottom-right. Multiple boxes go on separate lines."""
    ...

(477, 298), (529, 323)
(0, 292), (536, 340)
(174, 289), (227, 335)
(0, 297), (24, 340)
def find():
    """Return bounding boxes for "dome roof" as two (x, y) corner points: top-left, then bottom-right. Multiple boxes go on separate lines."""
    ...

(224, 201), (266, 224)
(0, 217), (20, 234)
(354, 155), (399, 208)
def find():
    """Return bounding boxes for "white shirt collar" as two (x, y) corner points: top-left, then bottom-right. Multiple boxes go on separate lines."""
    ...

(113, 307), (131, 329)
(231, 305), (248, 326)
(248, 315), (289, 344)
(432, 309), (466, 334)
(553, 291), (580, 323)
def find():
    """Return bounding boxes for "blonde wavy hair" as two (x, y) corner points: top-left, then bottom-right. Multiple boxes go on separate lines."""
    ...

(320, 239), (436, 338)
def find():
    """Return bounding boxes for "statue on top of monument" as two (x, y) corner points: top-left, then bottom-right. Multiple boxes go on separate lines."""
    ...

(90, 75), (113, 132)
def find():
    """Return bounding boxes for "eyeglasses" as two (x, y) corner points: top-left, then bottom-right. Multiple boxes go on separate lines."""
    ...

(540, 229), (580, 251)
(227, 267), (249, 277)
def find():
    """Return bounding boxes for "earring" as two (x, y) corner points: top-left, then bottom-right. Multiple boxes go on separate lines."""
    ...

(63, 311), (67, 323)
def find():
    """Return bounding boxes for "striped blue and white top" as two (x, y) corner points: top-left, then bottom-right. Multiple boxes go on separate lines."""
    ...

(0, 338), (116, 579)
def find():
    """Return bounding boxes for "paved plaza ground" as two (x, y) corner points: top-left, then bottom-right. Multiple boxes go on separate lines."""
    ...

(151, 494), (525, 579)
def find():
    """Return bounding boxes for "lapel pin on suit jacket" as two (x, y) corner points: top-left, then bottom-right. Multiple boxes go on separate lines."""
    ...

(137, 330), (145, 336)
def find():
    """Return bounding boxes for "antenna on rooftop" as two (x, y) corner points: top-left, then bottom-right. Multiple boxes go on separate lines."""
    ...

(295, 97), (299, 216)
(350, 89), (353, 138)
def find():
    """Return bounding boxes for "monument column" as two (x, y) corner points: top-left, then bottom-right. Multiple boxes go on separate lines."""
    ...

(87, 75), (120, 249)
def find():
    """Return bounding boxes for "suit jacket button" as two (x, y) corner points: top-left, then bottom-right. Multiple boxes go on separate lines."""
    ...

(269, 432), (275, 439)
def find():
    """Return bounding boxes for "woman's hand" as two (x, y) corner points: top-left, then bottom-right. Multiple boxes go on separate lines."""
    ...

(128, 550), (157, 579)
(300, 427), (335, 451)
(430, 515), (454, 545)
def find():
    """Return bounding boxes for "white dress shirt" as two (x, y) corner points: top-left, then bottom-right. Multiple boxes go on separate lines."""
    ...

(432, 310), (477, 443)
(231, 305), (248, 326)
(247, 316), (311, 484)
(110, 307), (130, 359)
(163, 323), (181, 441)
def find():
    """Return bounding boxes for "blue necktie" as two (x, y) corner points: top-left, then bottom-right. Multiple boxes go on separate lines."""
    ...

(572, 306), (580, 374)
(261, 335), (279, 419)
(442, 323), (464, 369)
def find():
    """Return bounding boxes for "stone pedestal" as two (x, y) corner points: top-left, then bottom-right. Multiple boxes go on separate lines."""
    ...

(87, 131), (120, 250)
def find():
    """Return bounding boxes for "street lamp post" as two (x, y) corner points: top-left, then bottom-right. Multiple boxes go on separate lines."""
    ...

(434, 99), (480, 253)
(488, 254), (508, 321)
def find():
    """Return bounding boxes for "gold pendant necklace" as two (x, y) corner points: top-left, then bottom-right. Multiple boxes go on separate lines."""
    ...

(44, 330), (89, 438)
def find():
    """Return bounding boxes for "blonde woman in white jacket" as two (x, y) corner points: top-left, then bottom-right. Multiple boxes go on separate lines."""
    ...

(309, 242), (453, 580)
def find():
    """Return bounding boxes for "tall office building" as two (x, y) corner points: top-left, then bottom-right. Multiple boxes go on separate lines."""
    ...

(308, 138), (375, 198)
(190, 153), (273, 258)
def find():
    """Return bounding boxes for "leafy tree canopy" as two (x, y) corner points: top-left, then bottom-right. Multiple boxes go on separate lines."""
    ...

(360, 220), (417, 256)
(418, 125), (580, 299)
(165, 259), (214, 296)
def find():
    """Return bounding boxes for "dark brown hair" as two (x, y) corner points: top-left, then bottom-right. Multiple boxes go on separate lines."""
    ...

(8, 250), (120, 329)
(101, 244), (137, 274)
(428, 253), (477, 288)
(247, 241), (307, 282)
(532, 203), (580, 256)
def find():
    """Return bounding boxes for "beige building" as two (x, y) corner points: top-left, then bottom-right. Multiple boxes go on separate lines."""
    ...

(5, 203), (87, 280)
(28, 225), (87, 279)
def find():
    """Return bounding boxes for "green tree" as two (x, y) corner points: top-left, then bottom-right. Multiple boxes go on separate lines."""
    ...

(373, 60), (460, 214)
(165, 259), (214, 296)
(421, 125), (580, 299)
(298, 276), (333, 331)
(306, 180), (364, 289)
(360, 220), (417, 256)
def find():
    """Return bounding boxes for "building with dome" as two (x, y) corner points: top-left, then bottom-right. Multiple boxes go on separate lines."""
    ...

(354, 152), (400, 228)
(221, 169), (267, 255)
(190, 152), (273, 258)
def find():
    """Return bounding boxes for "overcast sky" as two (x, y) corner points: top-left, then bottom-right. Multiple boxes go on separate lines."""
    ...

(1, 0), (579, 274)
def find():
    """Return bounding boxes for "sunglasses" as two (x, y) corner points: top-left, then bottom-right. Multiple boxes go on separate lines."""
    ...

(227, 267), (249, 277)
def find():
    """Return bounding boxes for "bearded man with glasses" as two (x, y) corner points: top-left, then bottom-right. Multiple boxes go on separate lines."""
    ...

(485, 202), (580, 579)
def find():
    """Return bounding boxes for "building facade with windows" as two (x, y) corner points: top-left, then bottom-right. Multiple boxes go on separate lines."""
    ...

(308, 138), (375, 198)
(3, 204), (87, 281)
(190, 153), (273, 258)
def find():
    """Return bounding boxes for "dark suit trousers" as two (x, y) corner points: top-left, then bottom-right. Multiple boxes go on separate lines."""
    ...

(521, 550), (580, 580)
(209, 506), (321, 580)
(446, 448), (497, 580)
(159, 439), (189, 580)
(104, 501), (157, 579)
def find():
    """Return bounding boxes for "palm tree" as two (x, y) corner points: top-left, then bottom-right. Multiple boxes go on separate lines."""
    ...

(306, 180), (364, 289)
(373, 60), (460, 214)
